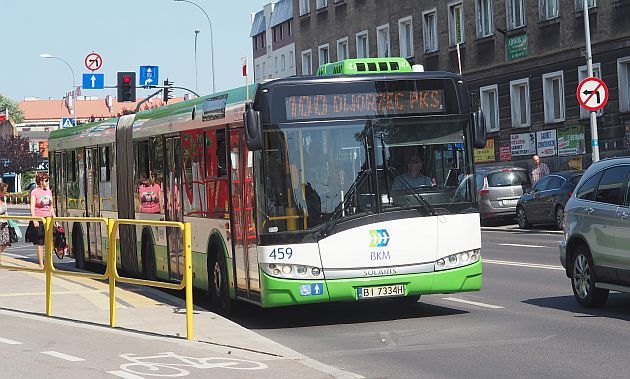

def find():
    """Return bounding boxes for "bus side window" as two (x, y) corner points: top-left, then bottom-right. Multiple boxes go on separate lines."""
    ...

(205, 128), (229, 218)
(182, 130), (206, 217)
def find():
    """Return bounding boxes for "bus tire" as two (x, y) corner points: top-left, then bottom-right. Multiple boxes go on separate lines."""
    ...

(208, 247), (230, 316)
(73, 224), (85, 270)
(141, 230), (157, 281)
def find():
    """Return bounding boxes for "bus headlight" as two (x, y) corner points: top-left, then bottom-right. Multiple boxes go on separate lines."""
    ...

(263, 263), (323, 279)
(435, 249), (480, 271)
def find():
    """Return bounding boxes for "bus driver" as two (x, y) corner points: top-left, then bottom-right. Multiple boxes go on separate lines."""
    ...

(392, 152), (433, 190)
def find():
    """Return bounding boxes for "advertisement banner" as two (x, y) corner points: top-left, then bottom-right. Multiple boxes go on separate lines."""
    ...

(499, 144), (512, 161)
(474, 138), (495, 163)
(557, 126), (586, 156)
(536, 130), (556, 157)
(511, 132), (536, 156)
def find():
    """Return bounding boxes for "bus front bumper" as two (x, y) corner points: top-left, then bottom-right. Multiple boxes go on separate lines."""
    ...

(259, 259), (482, 308)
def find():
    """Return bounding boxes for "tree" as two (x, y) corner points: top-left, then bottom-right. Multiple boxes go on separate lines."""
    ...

(0, 135), (36, 176)
(0, 94), (25, 124)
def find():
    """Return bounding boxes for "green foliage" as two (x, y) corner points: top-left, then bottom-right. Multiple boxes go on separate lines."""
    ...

(0, 94), (24, 124)
(21, 171), (36, 187)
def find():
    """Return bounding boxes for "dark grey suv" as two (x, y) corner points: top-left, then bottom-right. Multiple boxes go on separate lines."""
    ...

(476, 167), (531, 223)
(560, 157), (630, 307)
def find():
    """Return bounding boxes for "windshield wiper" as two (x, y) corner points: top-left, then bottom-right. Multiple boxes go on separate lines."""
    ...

(383, 165), (436, 216)
(317, 168), (373, 238)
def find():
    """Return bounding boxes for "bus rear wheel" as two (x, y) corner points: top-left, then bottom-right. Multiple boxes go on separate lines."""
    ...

(208, 251), (230, 316)
(73, 226), (85, 270)
(141, 238), (157, 281)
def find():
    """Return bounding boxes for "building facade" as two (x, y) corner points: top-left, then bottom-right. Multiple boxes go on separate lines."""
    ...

(292, 0), (630, 170)
(251, 0), (297, 83)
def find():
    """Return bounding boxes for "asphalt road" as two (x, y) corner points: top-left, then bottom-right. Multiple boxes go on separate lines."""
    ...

(230, 230), (630, 379)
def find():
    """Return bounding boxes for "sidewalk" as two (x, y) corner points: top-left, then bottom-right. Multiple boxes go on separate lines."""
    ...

(0, 254), (362, 378)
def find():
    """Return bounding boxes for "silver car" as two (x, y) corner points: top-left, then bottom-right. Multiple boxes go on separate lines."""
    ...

(560, 157), (630, 307)
(476, 167), (531, 223)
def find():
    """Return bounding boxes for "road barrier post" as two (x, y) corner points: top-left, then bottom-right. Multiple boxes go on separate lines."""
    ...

(107, 218), (117, 327)
(45, 217), (54, 316)
(184, 222), (193, 340)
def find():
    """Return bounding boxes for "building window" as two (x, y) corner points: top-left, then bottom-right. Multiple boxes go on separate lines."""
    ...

(255, 64), (260, 81)
(281, 54), (286, 71)
(299, 0), (310, 15)
(301, 50), (312, 75)
(578, 63), (602, 118)
(289, 51), (294, 67)
(316, 0), (328, 9)
(337, 37), (349, 60)
(510, 78), (530, 128)
(476, 0), (493, 38)
(376, 24), (390, 57)
(262, 62), (266, 77)
(575, 0), (596, 11)
(480, 85), (500, 132)
(507, 0), (526, 29)
(542, 71), (565, 123)
(618, 57), (630, 113)
(356, 31), (369, 58)
(318, 43), (330, 66)
(448, 2), (465, 45)
(398, 16), (414, 58)
(275, 57), (278, 73)
(422, 9), (438, 53)
(539, 0), (559, 21)
(287, 21), (293, 37)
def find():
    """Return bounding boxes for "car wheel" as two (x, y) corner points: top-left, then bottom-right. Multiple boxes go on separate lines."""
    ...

(555, 206), (565, 230)
(208, 250), (231, 316)
(516, 206), (532, 229)
(571, 245), (609, 308)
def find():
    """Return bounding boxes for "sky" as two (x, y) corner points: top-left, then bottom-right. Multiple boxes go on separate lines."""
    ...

(0, 0), (271, 102)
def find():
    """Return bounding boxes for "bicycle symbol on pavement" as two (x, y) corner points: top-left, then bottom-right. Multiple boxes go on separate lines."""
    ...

(112, 352), (268, 377)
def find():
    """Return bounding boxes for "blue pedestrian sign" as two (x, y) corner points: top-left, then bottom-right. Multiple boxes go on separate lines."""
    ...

(82, 73), (104, 89)
(61, 118), (74, 128)
(139, 65), (159, 87)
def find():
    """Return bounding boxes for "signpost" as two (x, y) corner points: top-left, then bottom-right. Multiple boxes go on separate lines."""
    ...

(84, 52), (103, 71)
(577, 77), (609, 112)
(507, 34), (528, 61)
(139, 65), (159, 87)
(82, 73), (105, 90)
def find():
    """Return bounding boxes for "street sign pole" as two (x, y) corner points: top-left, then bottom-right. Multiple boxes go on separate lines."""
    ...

(583, 0), (599, 163)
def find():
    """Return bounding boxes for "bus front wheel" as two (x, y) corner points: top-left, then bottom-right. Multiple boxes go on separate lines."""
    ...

(208, 250), (230, 316)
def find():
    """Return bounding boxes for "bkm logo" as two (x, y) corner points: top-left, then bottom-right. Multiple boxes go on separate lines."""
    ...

(369, 229), (390, 247)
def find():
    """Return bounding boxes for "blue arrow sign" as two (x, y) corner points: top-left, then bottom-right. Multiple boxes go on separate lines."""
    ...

(82, 73), (104, 89)
(139, 65), (159, 87)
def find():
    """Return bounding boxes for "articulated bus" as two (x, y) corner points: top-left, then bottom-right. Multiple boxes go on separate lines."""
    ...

(48, 58), (487, 314)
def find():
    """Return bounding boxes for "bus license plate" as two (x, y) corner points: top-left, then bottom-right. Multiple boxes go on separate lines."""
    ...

(357, 284), (406, 299)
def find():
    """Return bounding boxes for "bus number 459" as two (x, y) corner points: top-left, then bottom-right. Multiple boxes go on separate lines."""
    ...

(269, 247), (293, 260)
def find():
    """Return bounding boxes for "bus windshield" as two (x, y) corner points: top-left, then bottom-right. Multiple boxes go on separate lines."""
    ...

(258, 115), (477, 236)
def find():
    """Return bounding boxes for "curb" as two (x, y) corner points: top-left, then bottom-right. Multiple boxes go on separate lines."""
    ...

(481, 226), (563, 235)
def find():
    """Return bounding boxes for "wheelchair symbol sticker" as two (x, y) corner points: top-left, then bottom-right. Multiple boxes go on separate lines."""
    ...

(299, 285), (311, 296)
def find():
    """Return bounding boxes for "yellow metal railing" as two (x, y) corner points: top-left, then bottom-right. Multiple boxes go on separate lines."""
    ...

(0, 216), (194, 340)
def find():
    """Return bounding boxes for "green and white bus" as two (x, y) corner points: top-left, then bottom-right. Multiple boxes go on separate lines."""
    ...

(49, 58), (487, 314)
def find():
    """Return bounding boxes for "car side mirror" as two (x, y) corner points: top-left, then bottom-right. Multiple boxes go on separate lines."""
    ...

(471, 108), (487, 149)
(244, 103), (263, 151)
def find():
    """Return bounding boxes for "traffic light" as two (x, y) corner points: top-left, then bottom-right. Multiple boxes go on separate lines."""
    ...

(117, 72), (136, 102)
(163, 78), (174, 103)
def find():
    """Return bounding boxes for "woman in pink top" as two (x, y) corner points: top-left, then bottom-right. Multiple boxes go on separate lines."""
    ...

(26, 172), (57, 268)
(137, 171), (162, 214)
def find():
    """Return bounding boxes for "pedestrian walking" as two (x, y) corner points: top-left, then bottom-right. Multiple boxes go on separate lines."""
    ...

(25, 173), (58, 269)
(530, 155), (550, 186)
(0, 183), (11, 263)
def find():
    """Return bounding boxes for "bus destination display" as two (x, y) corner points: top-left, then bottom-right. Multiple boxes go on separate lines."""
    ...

(285, 90), (444, 120)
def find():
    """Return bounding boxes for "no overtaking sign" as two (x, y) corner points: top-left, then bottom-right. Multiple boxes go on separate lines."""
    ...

(577, 76), (608, 112)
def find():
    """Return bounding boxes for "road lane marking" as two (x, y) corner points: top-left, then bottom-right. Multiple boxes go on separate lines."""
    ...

(442, 297), (504, 309)
(484, 259), (565, 271)
(42, 351), (85, 362)
(3, 253), (28, 258)
(108, 371), (145, 379)
(499, 243), (546, 248)
(0, 337), (23, 345)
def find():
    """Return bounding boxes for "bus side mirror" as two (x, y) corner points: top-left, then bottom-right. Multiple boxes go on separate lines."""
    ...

(244, 104), (263, 151)
(472, 109), (487, 149)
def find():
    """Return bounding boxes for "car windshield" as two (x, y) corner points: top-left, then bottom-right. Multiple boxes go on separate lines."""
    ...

(257, 116), (477, 236)
(487, 170), (530, 187)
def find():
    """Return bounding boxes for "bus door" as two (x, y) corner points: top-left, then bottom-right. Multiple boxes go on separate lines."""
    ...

(85, 147), (103, 261)
(165, 136), (184, 280)
(229, 129), (259, 296)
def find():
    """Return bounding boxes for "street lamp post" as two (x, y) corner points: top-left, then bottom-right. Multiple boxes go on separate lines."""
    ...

(174, 0), (216, 94)
(40, 53), (77, 126)
(194, 29), (200, 93)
